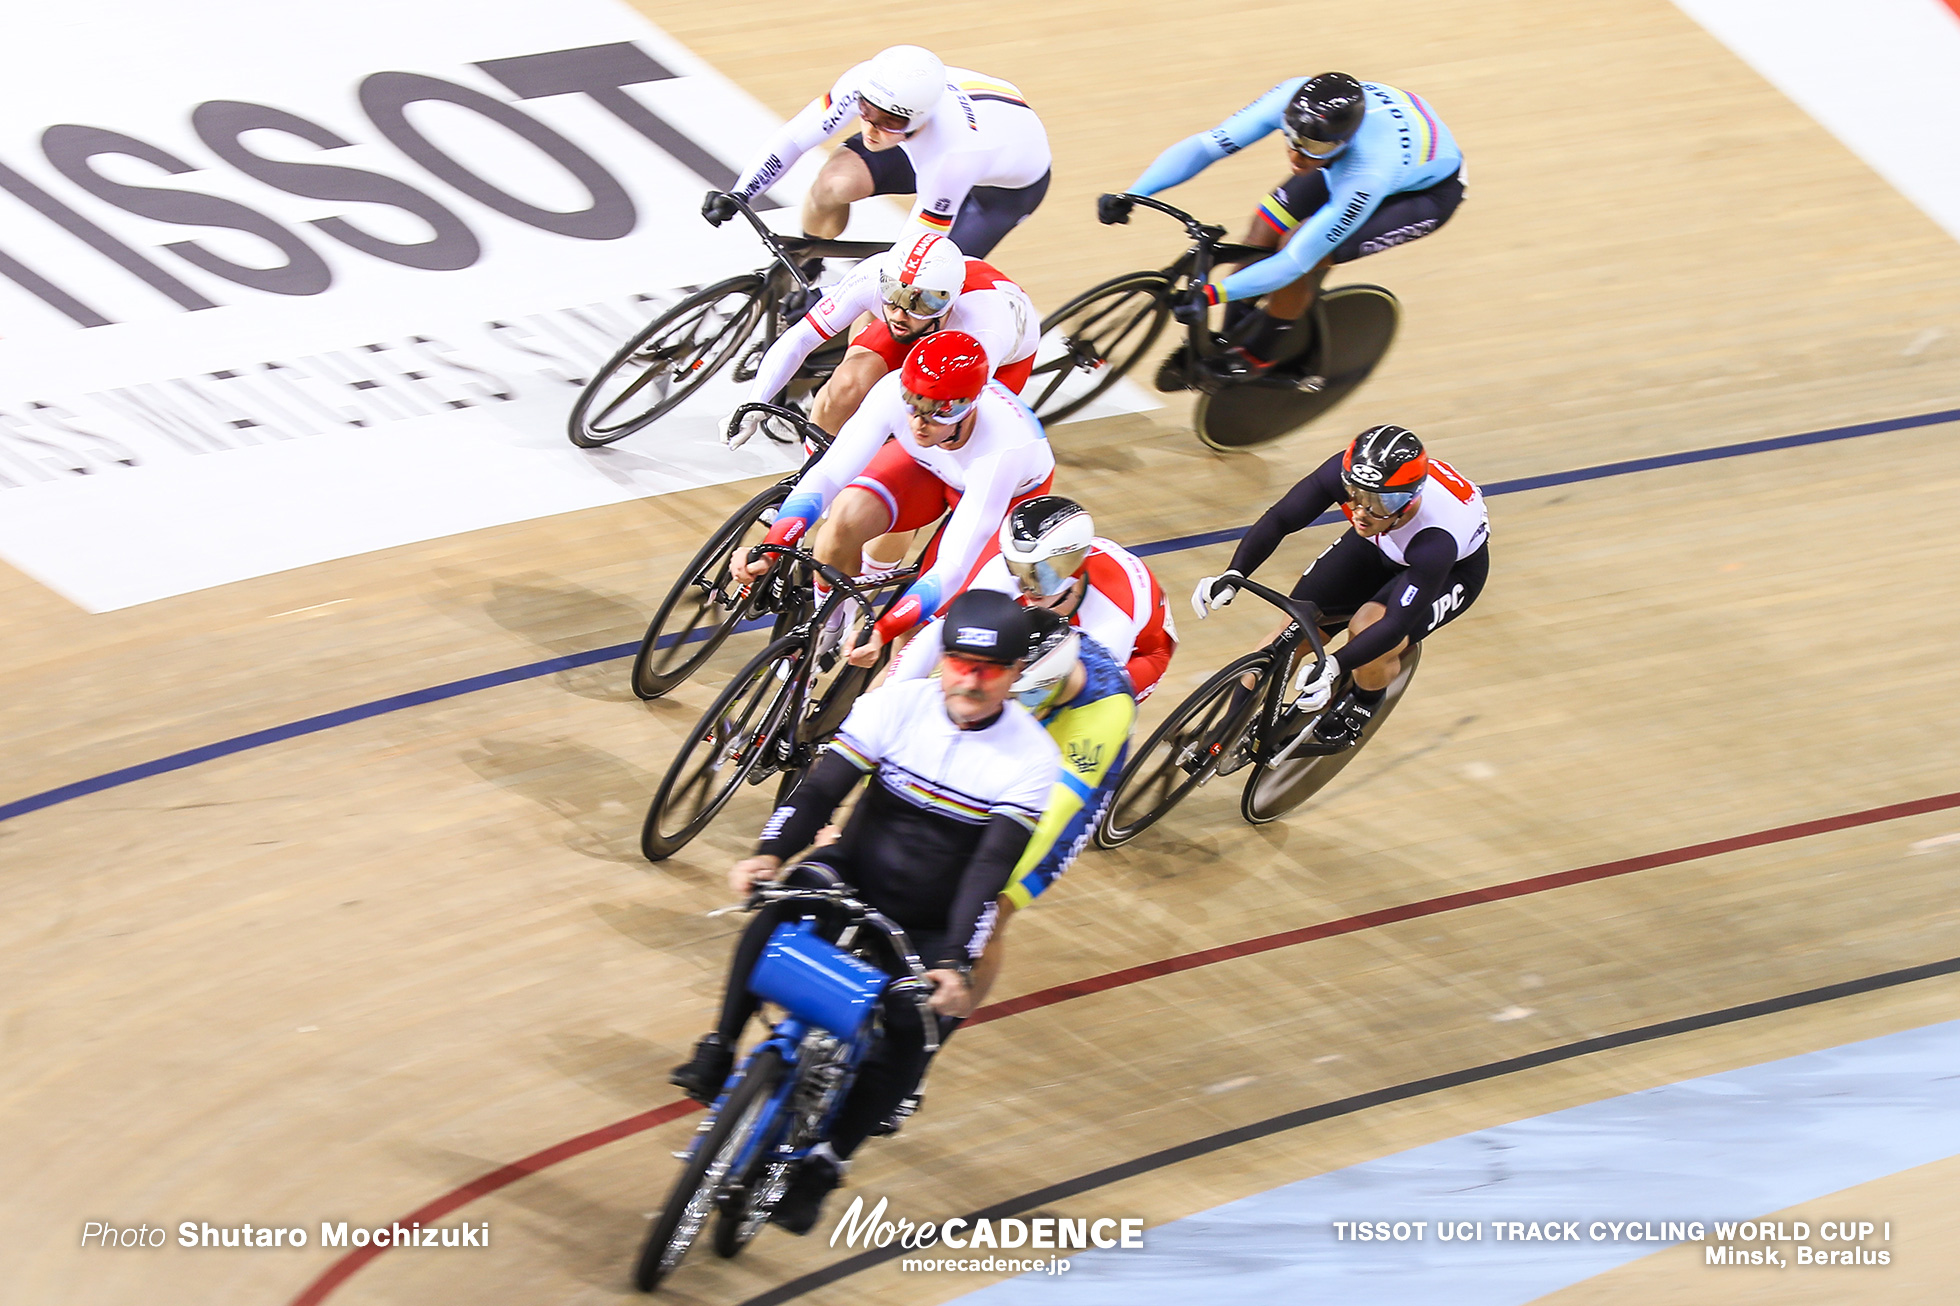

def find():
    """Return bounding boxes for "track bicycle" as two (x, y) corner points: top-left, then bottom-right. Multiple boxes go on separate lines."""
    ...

(1023, 195), (1399, 449)
(1095, 575), (1421, 846)
(633, 882), (939, 1291)
(629, 404), (829, 700)
(640, 547), (917, 862)
(569, 196), (891, 447)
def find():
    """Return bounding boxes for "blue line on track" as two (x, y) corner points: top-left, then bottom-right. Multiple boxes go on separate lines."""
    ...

(4, 405), (1956, 827)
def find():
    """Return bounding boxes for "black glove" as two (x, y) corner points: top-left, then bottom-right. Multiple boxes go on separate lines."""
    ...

(1171, 282), (1219, 325)
(701, 191), (741, 227)
(1096, 193), (1135, 226)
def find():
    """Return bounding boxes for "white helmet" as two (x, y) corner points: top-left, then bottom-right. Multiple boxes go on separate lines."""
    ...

(1013, 607), (1082, 710)
(999, 495), (1095, 598)
(879, 233), (967, 318)
(859, 46), (946, 131)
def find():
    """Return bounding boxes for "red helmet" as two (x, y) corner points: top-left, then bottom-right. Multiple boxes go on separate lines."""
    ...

(899, 329), (989, 421)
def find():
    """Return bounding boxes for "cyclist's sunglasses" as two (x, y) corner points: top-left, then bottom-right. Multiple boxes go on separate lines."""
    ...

(1348, 487), (1419, 517)
(942, 652), (1016, 680)
(860, 102), (915, 134)
(1006, 550), (1088, 598)
(901, 386), (977, 424)
(879, 273), (955, 318)
(1283, 128), (1349, 160)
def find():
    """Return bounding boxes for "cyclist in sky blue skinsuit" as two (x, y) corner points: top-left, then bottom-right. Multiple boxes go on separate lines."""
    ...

(1099, 73), (1465, 382)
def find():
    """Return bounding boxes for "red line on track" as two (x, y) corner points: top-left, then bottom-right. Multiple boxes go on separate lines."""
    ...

(287, 789), (1960, 1304)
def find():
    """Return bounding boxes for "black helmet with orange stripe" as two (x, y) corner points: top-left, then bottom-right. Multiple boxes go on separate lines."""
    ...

(1341, 425), (1428, 516)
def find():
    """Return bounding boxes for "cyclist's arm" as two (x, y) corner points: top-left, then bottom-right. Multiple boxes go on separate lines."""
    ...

(761, 397), (890, 548)
(754, 748), (866, 860)
(906, 148), (982, 245)
(936, 813), (1035, 968)
(1216, 157), (1394, 302)
(744, 271), (878, 405)
(1225, 453), (1346, 576)
(1127, 80), (1300, 196)
(873, 440), (1053, 638)
(1127, 611), (1176, 701)
(731, 71), (863, 203)
(953, 287), (1030, 372)
(1004, 693), (1135, 908)
(1335, 528), (1457, 667)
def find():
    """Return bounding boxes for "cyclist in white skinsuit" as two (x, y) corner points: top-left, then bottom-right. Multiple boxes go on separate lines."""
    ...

(706, 45), (1052, 257)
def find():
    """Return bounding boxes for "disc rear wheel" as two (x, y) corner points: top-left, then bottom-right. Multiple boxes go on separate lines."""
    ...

(1193, 285), (1400, 450)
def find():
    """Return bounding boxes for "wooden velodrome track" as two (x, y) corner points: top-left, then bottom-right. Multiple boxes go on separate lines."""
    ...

(7, 0), (1960, 1301)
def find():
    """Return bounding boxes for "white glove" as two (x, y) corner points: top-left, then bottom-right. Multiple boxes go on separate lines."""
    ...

(725, 407), (768, 449)
(1292, 653), (1341, 713)
(1190, 570), (1244, 620)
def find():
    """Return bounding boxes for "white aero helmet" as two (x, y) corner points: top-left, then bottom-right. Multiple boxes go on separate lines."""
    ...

(999, 495), (1095, 598)
(1013, 607), (1082, 710)
(859, 45), (947, 131)
(879, 233), (967, 318)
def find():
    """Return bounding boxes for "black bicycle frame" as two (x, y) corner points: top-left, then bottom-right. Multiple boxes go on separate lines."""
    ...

(1114, 193), (1272, 359)
(1221, 575), (1333, 766)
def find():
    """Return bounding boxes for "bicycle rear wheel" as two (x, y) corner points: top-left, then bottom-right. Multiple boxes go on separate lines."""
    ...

(1023, 272), (1171, 423)
(1096, 649), (1271, 849)
(570, 274), (766, 447)
(632, 481), (793, 699)
(1240, 642), (1421, 823)
(1192, 285), (1400, 451)
(642, 637), (806, 861)
(634, 1045), (787, 1291)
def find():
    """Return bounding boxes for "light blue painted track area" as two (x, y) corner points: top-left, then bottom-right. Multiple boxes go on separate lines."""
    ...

(951, 1019), (1960, 1305)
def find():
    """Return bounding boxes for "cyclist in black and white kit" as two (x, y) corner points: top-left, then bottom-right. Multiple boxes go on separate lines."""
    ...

(669, 589), (1059, 1233)
(1192, 425), (1489, 751)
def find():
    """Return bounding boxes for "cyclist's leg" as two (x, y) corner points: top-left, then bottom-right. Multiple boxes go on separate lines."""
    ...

(1328, 171), (1466, 266)
(808, 343), (891, 435)
(1349, 536), (1488, 688)
(806, 134), (918, 239)
(946, 169), (1051, 258)
(827, 925), (959, 1160)
(813, 444), (947, 584)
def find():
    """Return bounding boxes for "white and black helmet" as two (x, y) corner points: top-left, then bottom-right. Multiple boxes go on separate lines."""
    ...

(999, 495), (1094, 598)
(860, 46), (947, 131)
(1012, 606), (1081, 709)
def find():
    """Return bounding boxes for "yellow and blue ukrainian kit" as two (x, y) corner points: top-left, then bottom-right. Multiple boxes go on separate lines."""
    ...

(1003, 634), (1136, 909)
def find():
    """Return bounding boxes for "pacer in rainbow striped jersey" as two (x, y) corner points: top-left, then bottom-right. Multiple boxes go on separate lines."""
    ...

(712, 44), (1052, 258)
(1102, 73), (1465, 382)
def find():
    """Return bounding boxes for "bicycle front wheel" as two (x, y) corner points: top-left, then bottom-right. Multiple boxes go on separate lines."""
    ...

(631, 481), (792, 700)
(1241, 641), (1421, 823)
(571, 274), (766, 447)
(1023, 272), (1171, 423)
(641, 637), (806, 861)
(1096, 649), (1271, 849)
(634, 1045), (788, 1292)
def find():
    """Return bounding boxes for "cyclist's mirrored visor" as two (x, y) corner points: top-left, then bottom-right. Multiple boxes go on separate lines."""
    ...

(901, 387), (977, 423)
(1348, 487), (1419, 516)
(1284, 129), (1349, 160)
(880, 273), (955, 317)
(1005, 551), (1088, 597)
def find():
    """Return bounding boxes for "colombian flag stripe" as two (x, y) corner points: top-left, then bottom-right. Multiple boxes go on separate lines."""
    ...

(1257, 196), (1299, 234)
(1387, 88), (1438, 162)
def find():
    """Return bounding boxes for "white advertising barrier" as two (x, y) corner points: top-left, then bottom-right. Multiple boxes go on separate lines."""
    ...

(0, 0), (1153, 612)
(1672, 0), (1960, 246)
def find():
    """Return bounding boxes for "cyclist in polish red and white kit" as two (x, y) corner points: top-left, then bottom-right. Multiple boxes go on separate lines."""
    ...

(735, 331), (1055, 664)
(728, 232), (1039, 445)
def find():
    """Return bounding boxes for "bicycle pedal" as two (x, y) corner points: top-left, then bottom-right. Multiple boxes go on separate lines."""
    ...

(1294, 374), (1328, 394)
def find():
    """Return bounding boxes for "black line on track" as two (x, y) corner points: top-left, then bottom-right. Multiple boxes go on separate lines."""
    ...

(735, 953), (1960, 1303)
